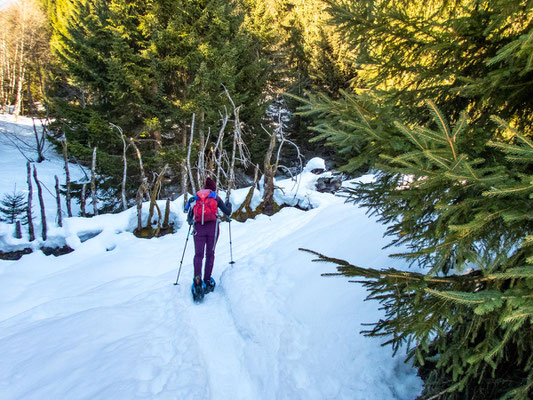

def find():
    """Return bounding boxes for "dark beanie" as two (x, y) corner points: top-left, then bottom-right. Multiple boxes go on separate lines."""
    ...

(205, 177), (216, 191)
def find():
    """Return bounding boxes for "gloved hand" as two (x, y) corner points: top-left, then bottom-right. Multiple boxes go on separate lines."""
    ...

(225, 200), (232, 214)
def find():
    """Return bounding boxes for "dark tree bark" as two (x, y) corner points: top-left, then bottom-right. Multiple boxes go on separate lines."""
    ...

(26, 162), (35, 241)
(61, 139), (72, 217)
(55, 175), (62, 227)
(32, 165), (46, 241)
(91, 147), (98, 216)
(15, 220), (22, 239)
(80, 184), (86, 217)
(147, 164), (168, 230)
(262, 128), (277, 216)
(163, 198), (171, 228)
(135, 179), (149, 231)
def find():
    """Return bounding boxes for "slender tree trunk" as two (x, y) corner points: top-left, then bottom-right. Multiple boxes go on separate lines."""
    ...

(0, 37), (6, 111)
(135, 179), (149, 231)
(80, 87), (86, 109)
(163, 198), (170, 228)
(120, 134), (127, 210)
(227, 107), (240, 202)
(223, 87), (247, 202)
(15, 220), (22, 239)
(32, 165), (46, 241)
(234, 164), (260, 218)
(262, 128), (277, 216)
(91, 147), (98, 215)
(8, 42), (18, 106)
(147, 164), (168, 228)
(197, 126), (210, 188)
(26, 162), (35, 241)
(13, 2), (26, 120)
(55, 175), (62, 227)
(110, 123), (127, 210)
(61, 140), (72, 217)
(197, 111), (205, 187)
(81, 184), (86, 217)
(214, 111), (229, 191)
(129, 138), (145, 183)
(27, 84), (45, 162)
(187, 113), (197, 194)
(181, 127), (189, 204)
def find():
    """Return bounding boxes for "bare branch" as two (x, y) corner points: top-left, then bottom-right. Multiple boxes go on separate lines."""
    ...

(91, 147), (98, 216)
(110, 123), (127, 211)
(187, 113), (197, 193)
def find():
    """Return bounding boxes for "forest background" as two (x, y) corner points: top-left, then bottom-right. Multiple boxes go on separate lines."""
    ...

(1, 0), (532, 399)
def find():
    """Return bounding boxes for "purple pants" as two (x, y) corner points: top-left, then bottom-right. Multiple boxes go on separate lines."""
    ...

(193, 221), (219, 282)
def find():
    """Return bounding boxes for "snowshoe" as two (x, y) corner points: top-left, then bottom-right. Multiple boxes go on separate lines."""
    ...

(204, 277), (216, 294)
(191, 276), (206, 302)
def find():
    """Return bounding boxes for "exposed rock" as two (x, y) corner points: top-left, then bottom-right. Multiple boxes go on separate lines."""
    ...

(0, 248), (33, 260)
(41, 245), (74, 257)
(316, 176), (342, 193)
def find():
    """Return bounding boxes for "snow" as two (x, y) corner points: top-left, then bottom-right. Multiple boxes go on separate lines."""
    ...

(0, 114), (88, 249)
(303, 156), (326, 172)
(0, 117), (422, 399)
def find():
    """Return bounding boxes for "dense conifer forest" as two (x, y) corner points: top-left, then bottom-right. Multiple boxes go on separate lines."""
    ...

(1, 0), (532, 398)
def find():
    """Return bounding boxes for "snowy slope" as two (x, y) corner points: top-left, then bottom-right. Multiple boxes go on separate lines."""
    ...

(0, 119), (422, 399)
(0, 114), (88, 249)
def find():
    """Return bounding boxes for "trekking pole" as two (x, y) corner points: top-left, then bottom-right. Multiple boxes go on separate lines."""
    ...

(173, 224), (192, 285)
(228, 216), (235, 264)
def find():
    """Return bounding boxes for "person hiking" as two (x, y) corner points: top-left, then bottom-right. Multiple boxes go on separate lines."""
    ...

(185, 177), (232, 298)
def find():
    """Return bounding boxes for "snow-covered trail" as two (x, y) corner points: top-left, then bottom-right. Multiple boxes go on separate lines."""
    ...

(0, 194), (422, 399)
(0, 115), (422, 398)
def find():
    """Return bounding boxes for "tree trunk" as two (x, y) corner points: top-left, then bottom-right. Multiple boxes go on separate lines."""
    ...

(163, 198), (171, 228)
(187, 113), (197, 194)
(120, 134), (127, 210)
(26, 82), (46, 163)
(129, 138), (145, 183)
(55, 175), (62, 227)
(26, 162), (35, 241)
(214, 111), (229, 193)
(0, 37), (6, 111)
(61, 140), (72, 217)
(135, 179), (149, 231)
(81, 184), (86, 217)
(15, 220), (22, 239)
(197, 111), (205, 188)
(234, 164), (260, 218)
(262, 128), (277, 216)
(110, 123), (127, 210)
(91, 147), (98, 215)
(147, 164), (168, 228)
(181, 126), (189, 204)
(32, 165), (46, 241)
(13, 2), (26, 120)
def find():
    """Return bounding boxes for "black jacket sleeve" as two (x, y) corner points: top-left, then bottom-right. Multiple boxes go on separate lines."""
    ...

(217, 196), (232, 216)
(187, 207), (194, 225)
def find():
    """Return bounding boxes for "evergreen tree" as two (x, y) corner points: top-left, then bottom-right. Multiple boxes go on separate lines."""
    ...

(43, 0), (273, 206)
(302, 108), (533, 398)
(296, 0), (533, 397)
(323, 0), (533, 133)
(0, 189), (28, 224)
(144, 0), (269, 129)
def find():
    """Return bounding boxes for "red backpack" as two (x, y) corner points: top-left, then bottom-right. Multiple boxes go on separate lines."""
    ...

(193, 189), (218, 224)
